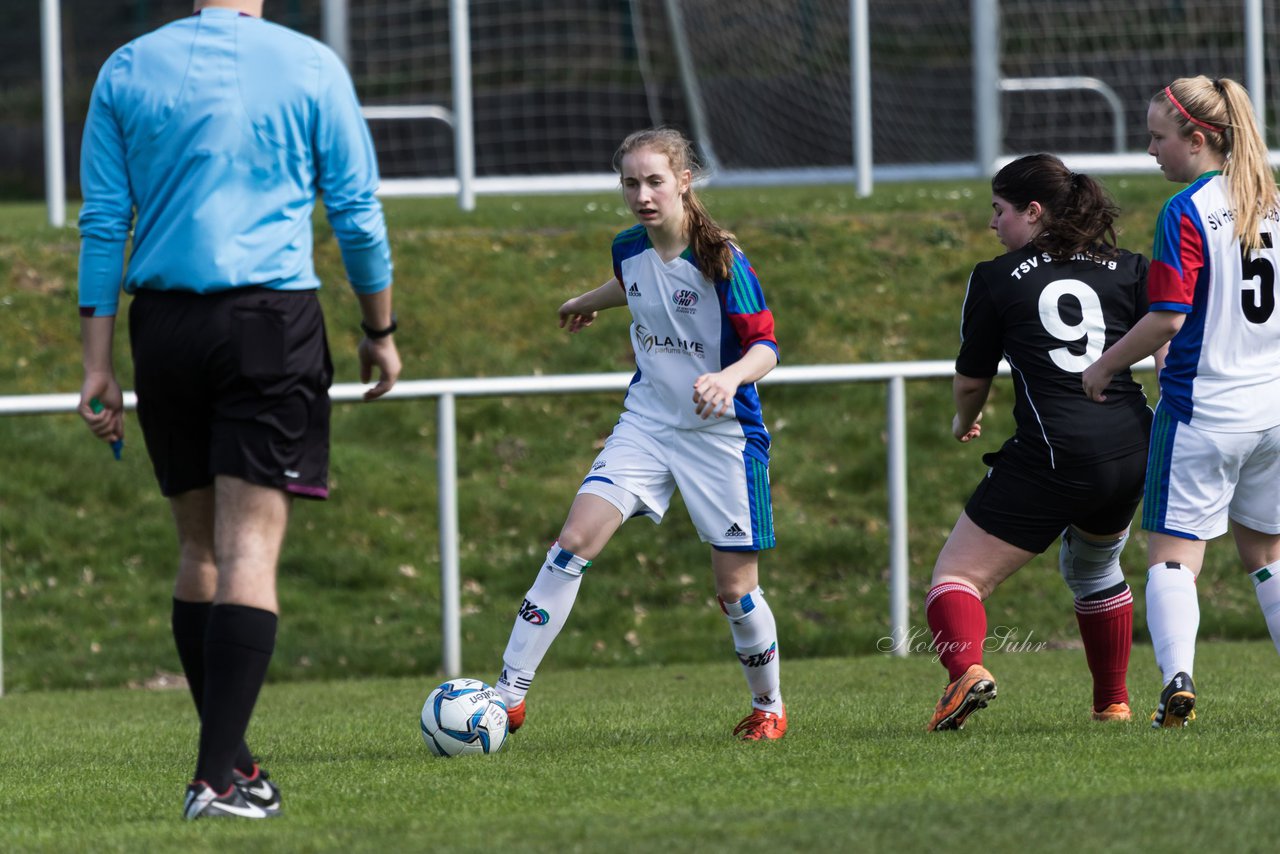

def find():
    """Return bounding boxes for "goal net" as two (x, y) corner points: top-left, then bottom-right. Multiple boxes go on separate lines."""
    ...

(349, 0), (668, 186)
(997, 0), (1274, 160)
(8, 1), (1280, 200)
(343, 0), (1278, 194)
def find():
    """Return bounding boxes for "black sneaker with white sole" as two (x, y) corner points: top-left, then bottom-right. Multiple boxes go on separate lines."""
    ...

(234, 765), (281, 814)
(1151, 671), (1197, 729)
(183, 781), (276, 820)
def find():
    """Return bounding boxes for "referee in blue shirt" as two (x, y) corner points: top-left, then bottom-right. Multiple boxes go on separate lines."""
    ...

(77, 1), (401, 820)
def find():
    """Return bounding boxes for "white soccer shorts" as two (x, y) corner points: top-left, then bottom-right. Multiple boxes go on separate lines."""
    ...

(1144, 405), (1280, 539)
(577, 411), (774, 551)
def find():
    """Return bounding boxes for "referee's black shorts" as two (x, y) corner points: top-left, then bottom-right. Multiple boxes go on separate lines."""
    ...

(129, 287), (333, 500)
(964, 439), (1147, 554)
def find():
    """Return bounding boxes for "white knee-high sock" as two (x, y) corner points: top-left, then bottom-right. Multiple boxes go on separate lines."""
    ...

(720, 586), (782, 714)
(1145, 562), (1199, 683)
(1250, 561), (1280, 655)
(495, 543), (589, 705)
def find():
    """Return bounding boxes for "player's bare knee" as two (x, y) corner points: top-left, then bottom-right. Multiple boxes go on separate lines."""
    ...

(1231, 525), (1280, 572)
(718, 584), (767, 618)
(1059, 528), (1128, 598)
(930, 571), (990, 599)
(552, 528), (598, 561)
(715, 580), (755, 603)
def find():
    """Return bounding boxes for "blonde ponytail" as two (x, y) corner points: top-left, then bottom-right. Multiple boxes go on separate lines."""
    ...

(1159, 76), (1280, 251)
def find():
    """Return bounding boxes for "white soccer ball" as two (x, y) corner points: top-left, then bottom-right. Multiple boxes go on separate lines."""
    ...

(419, 678), (509, 757)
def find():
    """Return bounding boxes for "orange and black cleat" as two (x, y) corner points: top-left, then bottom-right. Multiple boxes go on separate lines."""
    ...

(927, 663), (997, 732)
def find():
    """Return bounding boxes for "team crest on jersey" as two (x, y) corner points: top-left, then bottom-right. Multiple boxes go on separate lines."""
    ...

(671, 288), (699, 314)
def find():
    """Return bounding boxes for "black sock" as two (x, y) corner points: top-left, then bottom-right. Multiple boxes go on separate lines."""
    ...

(172, 598), (212, 713)
(173, 598), (259, 776)
(193, 604), (278, 791)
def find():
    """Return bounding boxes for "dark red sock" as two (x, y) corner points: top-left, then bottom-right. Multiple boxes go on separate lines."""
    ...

(1075, 586), (1133, 710)
(925, 583), (987, 681)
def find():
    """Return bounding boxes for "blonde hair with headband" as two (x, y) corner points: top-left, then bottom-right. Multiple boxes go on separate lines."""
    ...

(1155, 76), (1279, 251)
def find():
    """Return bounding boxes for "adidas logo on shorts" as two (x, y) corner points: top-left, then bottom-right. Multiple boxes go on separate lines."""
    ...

(627, 282), (642, 297)
(724, 523), (748, 539)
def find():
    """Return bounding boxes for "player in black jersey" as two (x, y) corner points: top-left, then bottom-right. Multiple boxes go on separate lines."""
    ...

(925, 154), (1155, 731)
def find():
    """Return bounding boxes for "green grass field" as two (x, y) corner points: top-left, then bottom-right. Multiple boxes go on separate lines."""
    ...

(3, 642), (1279, 852)
(3, 182), (1280, 850)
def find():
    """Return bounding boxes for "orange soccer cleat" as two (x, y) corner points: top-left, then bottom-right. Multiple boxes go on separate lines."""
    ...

(505, 699), (526, 733)
(927, 663), (997, 732)
(733, 705), (788, 741)
(1091, 702), (1132, 722)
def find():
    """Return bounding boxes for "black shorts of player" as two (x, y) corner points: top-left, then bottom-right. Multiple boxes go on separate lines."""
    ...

(964, 440), (1147, 554)
(129, 287), (333, 500)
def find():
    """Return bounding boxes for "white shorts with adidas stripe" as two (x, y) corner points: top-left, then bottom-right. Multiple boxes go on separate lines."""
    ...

(577, 411), (775, 551)
(1144, 404), (1280, 540)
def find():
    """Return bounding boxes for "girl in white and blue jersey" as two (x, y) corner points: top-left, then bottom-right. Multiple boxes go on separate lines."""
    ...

(1084, 76), (1280, 729)
(494, 128), (786, 741)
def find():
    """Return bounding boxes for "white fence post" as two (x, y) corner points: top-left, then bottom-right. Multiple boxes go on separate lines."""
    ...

(972, 0), (1000, 176)
(1245, 0), (1265, 126)
(851, 0), (872, 198)
(437, 393), (462, 676)
(450, 0), (476, 212)
(40, 0), (65, 228)
(886, 375), (909, 656)
(321, 0), (350, 67)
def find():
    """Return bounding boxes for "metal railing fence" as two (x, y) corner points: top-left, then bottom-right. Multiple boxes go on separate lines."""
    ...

(0, 358), (1155, 695)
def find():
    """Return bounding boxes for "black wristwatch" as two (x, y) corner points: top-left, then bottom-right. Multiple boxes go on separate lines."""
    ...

(360, 315), (397, 339)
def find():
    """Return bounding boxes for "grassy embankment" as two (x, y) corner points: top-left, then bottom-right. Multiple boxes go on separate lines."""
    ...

(1, 176), (1264, 693)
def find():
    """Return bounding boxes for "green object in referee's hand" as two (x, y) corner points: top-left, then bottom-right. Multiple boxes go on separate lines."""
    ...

(89, 397), (124, 461)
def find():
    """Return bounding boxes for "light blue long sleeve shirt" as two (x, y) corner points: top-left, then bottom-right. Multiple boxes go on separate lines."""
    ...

(78, 8), (392, 317)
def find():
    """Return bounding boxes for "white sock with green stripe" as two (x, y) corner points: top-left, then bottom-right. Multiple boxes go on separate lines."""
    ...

(1251, 561), (1280, 655)
(1145, 561), (1199, 683)
(720, 586), (782, 714)
(495, 543), (590, 706)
